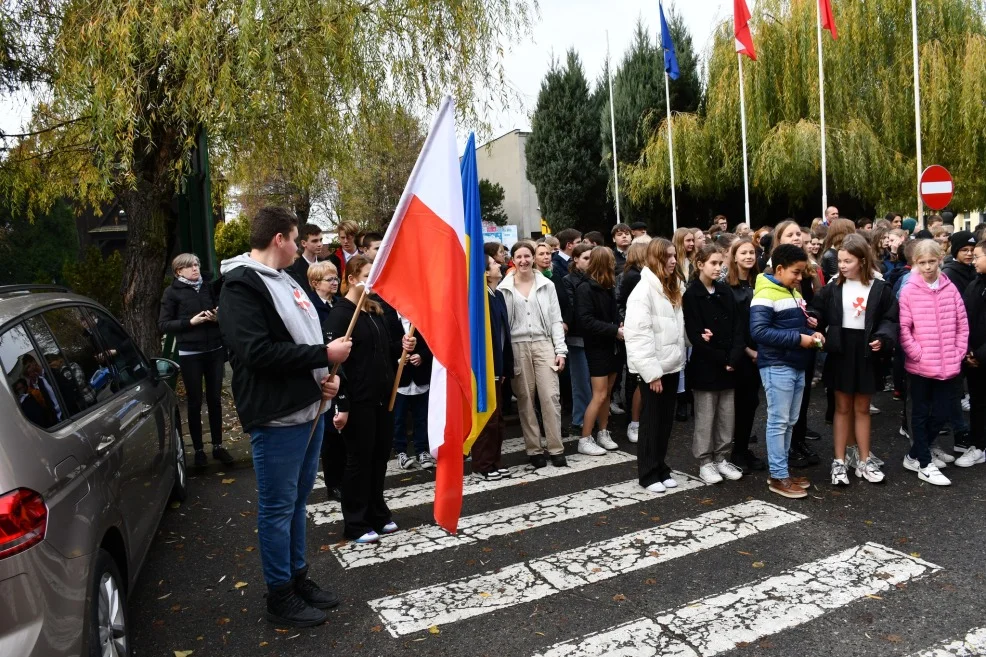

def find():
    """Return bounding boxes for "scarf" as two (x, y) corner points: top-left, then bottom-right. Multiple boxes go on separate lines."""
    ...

(178, 275), (203, 292)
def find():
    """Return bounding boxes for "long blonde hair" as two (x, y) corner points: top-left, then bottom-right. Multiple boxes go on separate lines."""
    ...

(672, 227), (694, 282)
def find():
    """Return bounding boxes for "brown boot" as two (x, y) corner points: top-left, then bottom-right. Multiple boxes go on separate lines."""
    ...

(768, 477), (808, 499)
(789, 476), (811, 490)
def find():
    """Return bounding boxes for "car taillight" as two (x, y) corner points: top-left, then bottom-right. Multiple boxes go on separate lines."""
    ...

(0, 488), (47, 559)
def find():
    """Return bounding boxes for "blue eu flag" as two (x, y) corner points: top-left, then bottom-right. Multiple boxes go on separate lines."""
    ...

(659, 2), (680, 80)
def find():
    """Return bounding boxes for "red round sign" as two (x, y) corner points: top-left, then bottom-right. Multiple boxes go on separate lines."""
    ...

(920, 165), (953, 211)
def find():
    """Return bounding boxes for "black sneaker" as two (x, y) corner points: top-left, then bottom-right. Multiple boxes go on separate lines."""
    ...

(732, 452), (751, 474)
(550, 454), (568, 467)
(266, 582), (327, 627)
(194, 450), (208, 467)
(745, 450), (766, 471)
(212, 446), (235, 465)
(805, 428), (821, 440)
(293, 568), (340, 610)
(954, 432), (971, 454)
(529, 454), (548, 469)
(326, 487), (343, 503)
(789, 445), (820, 468)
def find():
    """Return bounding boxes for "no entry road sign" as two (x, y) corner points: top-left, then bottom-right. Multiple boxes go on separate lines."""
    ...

(920, 165), (953, 211)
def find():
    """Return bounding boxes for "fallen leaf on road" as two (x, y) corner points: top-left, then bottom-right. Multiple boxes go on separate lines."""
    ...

(752, 562), (764, 569)
(612, 594), (626, 602)
(319, 545), (332, 552)
(478, 592), (491, 598)
(170, 604), (182, 612)
(174, 651), (193, 657)
(217, 618), (230, 625)
(910, 552), (921, 558)
(157, 593), (172, 600)
(234, 581), (248, 589)
(866, 594), (883, 600)
(699, 498), (715, 506)
(370, 626), (382, 633)
(884, 634), (902, 643)
(170, 502), (182, 509)
(259, 641), (268, 647)
(428, 626), (440, 635)
(737, 551), (752, 556)
(645, 578), (657, 585)
(275, 628), (290, 634)
(221, 479), (236, 484)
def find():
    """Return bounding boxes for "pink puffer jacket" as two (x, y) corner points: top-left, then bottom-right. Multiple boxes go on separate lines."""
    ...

(899, 273), (969, 380)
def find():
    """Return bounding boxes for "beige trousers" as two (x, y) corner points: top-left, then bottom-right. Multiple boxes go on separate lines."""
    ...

(512, 340), (564, 455)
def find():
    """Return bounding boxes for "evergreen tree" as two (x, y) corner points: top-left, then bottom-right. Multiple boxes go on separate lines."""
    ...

(0, 199), (79, 285)
(526, 50), (608, 233)
(479, 179), (509, 226)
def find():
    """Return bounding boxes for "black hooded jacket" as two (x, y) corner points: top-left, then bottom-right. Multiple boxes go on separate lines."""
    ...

(158, 275), (224, 352)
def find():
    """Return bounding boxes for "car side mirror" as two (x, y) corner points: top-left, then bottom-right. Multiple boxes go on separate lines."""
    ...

(151, 358), (180, 382)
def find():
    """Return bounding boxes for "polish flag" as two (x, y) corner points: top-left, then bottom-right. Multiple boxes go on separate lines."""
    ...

(367, 97), (471, 533)
(735, 0), (756, 60)
(819, 0), (838, 39)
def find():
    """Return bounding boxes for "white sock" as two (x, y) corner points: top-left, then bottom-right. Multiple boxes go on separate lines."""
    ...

(629, 421), (639, 429)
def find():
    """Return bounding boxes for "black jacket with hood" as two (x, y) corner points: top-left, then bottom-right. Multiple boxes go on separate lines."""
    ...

(158, 275), (224, 352)
(964, 272), (986, 364)
(683, 278), (745, 390)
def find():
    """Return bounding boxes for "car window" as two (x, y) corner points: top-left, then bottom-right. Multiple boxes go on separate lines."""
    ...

(0, 323), (66, 429)
(29, 308), (116, 416)
(83, 308), (148, 387)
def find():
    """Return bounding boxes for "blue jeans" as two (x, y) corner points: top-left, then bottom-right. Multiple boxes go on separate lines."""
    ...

(568, 345), (591, 427)
(393, 391), (429, 454)
(251, 416), (325, 588)
(761, 366), (806, 480)
(909, 374), (953, 467)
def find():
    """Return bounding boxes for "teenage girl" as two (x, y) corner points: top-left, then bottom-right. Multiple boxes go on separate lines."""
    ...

(810, 235), (897, 485)
(562, 244), (594, 436)
(618, 239), (650, 443)
(672, 227), (696, 419)
(682, 244), (745, 483)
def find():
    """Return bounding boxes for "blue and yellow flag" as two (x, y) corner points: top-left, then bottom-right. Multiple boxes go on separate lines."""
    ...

(460, 133), (496, 453)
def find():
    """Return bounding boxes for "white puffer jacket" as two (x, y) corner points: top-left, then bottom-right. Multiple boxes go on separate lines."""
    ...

(624, 266), (686, 383)
(498, 271), (568, 357)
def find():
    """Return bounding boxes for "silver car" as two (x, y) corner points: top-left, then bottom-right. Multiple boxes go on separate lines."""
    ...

(0, 285), (187, 657)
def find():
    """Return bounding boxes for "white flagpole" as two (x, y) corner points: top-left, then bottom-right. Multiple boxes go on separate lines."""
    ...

(738, 54), (751, 226)
(607, 31), (621, 225)
(815, 0), (828, 220)
(910, 0), (924, 227)
(664, 72), (678, 231)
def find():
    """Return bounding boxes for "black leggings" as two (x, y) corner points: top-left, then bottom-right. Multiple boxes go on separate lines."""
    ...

(178, 349), (225, 451)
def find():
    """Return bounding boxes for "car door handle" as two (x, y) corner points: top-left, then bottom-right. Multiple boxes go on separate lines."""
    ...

(140, 404), (154, 418)
(96, 435), (115, 454)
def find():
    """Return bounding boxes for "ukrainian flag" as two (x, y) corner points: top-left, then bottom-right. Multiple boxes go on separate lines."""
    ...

(460, 133), (496, 453)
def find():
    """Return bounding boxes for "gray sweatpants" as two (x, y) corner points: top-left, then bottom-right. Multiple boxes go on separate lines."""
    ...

(692, 389), (736, 465)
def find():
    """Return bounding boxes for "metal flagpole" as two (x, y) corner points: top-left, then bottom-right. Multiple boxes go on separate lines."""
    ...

(738, 54), (751, 226)
(607, 31), (621, 225)
(815, 0), (828, 220)
(664, 72), (678, 231)
(910, 0), (924, 227)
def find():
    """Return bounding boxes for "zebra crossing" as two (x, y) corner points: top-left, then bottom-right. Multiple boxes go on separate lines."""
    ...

(306, 435), (977, 655)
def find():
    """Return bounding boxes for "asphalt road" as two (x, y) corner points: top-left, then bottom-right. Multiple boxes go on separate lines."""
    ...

(130, 387), (986, 657)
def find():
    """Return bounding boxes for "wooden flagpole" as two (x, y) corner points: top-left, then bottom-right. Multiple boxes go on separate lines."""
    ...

(388, 326), (416, 411)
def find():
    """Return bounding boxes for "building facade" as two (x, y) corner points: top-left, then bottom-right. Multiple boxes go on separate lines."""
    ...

(475, 130), (543, 239)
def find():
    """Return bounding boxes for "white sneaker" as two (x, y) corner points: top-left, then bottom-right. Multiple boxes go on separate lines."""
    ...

(645, 481), (666, 493)
(577, 436), (607, 456)
(918, 463), (951, 486)
(662, 477), (678, 489)
(397, 452), (415, 470)
(855, 457), (886, 483)
(962, 394), (971, 412)
(627, 423), (639, 443)
(902, 455), (921, 472)
(595, 429), (619, 450)
(869, 404), (881, 415)
(716, 460), (743, 481)
(417, 451), (436, 469)
(868, 451), (884, 467)
(831, 459), (850, 486)
(609, 402), (625, 415)
(932, 455), (948, 469)
(699, 463), (723, 484)
(845, 445), (860, 469)
(955, 446), (986, 468)
(931, 446), (955, 464)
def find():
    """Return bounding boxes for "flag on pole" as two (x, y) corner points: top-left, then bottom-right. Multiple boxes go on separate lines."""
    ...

(819, 0), (838, 39)
(735, 0), (757, 60)
(659, 2), (680, 80)
(460, 132), (496, 455)
(368, 97), (471, 533)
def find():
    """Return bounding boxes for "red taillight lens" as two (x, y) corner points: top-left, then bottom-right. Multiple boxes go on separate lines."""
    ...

(0, 488), (47, 559)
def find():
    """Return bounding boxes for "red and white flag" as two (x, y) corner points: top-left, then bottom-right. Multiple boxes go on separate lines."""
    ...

(734, 0), (756, 60)
(367, 97), (471, 534)
(819, 0), (838, 39)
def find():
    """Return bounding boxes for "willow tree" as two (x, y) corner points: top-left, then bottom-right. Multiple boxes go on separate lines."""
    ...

(626, 0), (986, 222)
(0, 0), (533, 354)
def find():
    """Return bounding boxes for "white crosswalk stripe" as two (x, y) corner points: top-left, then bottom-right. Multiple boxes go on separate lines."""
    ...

(909, 628), (986, 657)
(307, 450), (635, 525)
(313, 435), (583, 488)
(330, 474), (706, 569)
(368, 500), (806, 637)
(532, 542), (941, 657)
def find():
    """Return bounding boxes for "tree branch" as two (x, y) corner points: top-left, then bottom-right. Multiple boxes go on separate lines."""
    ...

(0, 116), (92, 139)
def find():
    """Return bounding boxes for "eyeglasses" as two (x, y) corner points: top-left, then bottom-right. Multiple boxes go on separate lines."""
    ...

(320, 277), (339, 283)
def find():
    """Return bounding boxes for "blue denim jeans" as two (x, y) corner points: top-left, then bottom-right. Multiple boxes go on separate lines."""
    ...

(251, 416), (325, 588)
(760, 366), (806, 480)
(568, 345), (591, 427)
(393, 391), (429, 454)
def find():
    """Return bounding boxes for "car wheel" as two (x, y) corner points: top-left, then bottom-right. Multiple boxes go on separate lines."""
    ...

(170, 421), (188, 503)
(87, 548), (129, 657)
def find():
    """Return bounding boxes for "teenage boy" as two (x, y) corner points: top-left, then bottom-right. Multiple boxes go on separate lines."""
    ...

(361, 231), (384, 262)
(943, 231), (978, 294)
(219, 206), (352, 627)
(630, 221), (649, 239)
(612, 223), (632, 275)
(287, 223), (323, 293)
(749, 244), (826, 499)
(329, 220), (361, 273)
(956, 240), (986, 467)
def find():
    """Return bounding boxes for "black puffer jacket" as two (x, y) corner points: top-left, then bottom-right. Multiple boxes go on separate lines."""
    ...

(158, 276), (223, 352)
(942, 260), (976, 295)
(574, 278), (619, 350)
(562, 270), (590, 338)
(683, 279), (745, 391)
(617, 265), (642, 321)
(964, 273), (986, 363)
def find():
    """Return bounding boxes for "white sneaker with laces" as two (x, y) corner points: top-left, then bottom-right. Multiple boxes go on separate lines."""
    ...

(831, 459), (850, 486)
(577, 436), (607, 456)
(627, 423), (639, 444)
(868, 452), (884, 467)
(869, 403), (881, 415)
(918, 463), (951, 486)
(932, 455), (948, 469)
(855, 457), (885, 483)
(595, 429), (619, 450)
(902, 455), (921, 472)
(609, 402), (625, 415)
(931, 446), (955, 464)
(845, 445), (860, 469)
(956, 447), (986, 468)
(699, 463), (723, 484)
(962, 394), (971, 412)
(716, 460), (743, 481)
(417, 451), (436, 469)
(662, 477), (678, 489)
(645, 481), (666, 493)
(397, 452), (415, 470)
